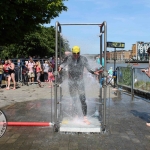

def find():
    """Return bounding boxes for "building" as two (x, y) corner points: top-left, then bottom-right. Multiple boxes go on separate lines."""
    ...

(131, 41), (150, 60)
(131, 44), (136, 59)
(109, 50), (131, 60)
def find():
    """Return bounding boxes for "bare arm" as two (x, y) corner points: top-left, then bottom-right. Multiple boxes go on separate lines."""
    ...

(145, 68), (150, 77)
(9, 63), (15, 70)
(83, 56), (103, 75)
(59, 56), (68, 71)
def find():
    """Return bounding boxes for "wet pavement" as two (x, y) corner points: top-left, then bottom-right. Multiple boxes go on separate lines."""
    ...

(0, 81), (150, 150)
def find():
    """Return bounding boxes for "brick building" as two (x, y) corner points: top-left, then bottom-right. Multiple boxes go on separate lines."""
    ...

(108, 50), (131, 60)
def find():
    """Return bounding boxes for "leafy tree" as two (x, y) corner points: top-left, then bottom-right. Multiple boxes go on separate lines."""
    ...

(19, 26), (56, 58)
(0, 0), (68, 45)
(0, 26), (68, 59)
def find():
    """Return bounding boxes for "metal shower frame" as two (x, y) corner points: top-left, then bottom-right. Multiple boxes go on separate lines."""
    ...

(53, 21), (107, 132)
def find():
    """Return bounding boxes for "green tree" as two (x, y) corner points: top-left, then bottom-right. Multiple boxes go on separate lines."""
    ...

(0, 0), (67, 45)
(0, 26), (68, 59)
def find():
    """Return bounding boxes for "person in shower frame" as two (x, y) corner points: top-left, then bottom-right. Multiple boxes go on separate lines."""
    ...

(59, 46), (103, 124)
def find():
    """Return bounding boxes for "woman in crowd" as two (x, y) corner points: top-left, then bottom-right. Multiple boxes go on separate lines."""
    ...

(26, 57), (35, 84)
(48, 63), (54, 88)
(0, 59), (3, 88)
(3, 60), (10, 89)
(8, 59), (16, 90)
(35, 61), (42, 87)
(43, 60), (49, 82)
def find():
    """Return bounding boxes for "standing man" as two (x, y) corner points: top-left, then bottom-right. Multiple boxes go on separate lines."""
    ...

(26, 57), (35, 84)
(59, 46), (103, 124)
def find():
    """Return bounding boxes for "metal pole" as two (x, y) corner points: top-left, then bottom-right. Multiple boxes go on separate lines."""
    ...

(131, 67), (134, 100)
(114, 48), (116, 88)
(60, 23), (102, 25)
(54, 22), (58, 124)
(20, 61), (22, 82)
(103, 21), (107, 130)
(100, 26), (102, 103)
(99, 25), (103, 124)
(54, 22), (59, 124)
(59, 32), (61, 63)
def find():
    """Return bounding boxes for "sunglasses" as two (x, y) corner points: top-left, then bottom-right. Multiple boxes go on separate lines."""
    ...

(73, 52), (80, 55)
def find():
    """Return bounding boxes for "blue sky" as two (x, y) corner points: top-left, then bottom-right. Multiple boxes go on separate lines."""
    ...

(45, 0), (150, 54)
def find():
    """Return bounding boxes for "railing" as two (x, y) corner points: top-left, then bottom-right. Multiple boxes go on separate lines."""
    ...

(117, 66), (150, 99)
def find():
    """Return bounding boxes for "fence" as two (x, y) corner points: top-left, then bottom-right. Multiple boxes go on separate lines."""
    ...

(117, 66), (150, 99)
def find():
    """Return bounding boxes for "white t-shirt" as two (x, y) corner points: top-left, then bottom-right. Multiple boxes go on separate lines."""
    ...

(27, 61), (35, 73)
(43, 63), (49, 73)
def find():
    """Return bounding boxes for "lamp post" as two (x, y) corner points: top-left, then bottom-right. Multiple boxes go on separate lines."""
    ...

(114, 48), (116, 75)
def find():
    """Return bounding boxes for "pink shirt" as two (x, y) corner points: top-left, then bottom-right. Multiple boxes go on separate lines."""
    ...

(36, 66), (41, 73)
(48, 72), (55, 81)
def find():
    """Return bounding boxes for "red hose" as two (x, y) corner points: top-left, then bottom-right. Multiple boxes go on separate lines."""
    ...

(6, 122), (51, 126)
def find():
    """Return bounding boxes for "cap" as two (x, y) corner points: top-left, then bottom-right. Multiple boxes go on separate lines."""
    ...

(72, 46), (80, 54)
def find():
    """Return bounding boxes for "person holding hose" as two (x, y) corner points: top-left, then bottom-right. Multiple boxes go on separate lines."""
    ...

(59, 46), (103, 124)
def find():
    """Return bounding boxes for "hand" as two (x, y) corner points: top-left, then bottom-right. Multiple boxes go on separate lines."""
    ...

(94, 71), (99, 75)
(141, 69), (148, 72)
(141, 69), (145, 72)
(94, 69), (103, 75)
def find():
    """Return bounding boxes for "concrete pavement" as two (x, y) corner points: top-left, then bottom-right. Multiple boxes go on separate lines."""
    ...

(0, 81), (150, 150)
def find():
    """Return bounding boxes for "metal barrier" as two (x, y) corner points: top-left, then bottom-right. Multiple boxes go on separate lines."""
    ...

(117, 66), (150, 99)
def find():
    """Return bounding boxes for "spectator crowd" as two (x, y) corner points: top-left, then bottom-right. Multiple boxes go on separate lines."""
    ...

(0, 56), (57, 90)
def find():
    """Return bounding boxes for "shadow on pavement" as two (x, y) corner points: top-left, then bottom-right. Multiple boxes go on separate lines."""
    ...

(130, 110), (150, 123)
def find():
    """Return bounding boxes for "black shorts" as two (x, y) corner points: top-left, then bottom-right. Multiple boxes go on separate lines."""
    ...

(3, 73), (10, 77)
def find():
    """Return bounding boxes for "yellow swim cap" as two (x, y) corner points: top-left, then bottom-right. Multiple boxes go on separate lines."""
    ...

(72, 46), (80, 54)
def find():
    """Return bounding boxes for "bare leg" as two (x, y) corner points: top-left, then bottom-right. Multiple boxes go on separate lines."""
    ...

(29, 77), (31, 83)
(32, 77), (34, 83)
(49, 80), (53, 87)
(5, 77), (8, 88)
(37, 73), (41, 87)
(6, 76), (11, 90)
(11, 73), (16, 89)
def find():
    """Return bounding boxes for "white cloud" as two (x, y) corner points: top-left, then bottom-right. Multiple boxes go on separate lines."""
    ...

(113, 17), (126, 22)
